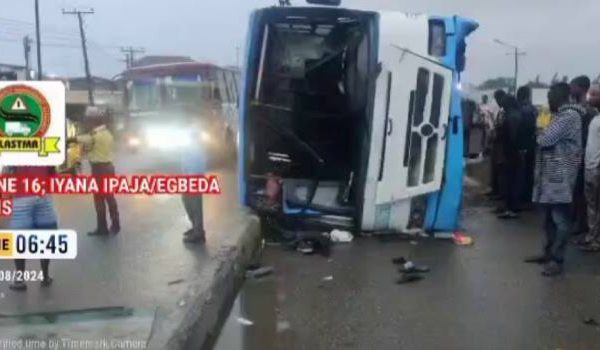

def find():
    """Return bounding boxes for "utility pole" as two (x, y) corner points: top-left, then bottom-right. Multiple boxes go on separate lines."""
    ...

(23, 36), (32, 80)
(493, 39), (526, 93)
(120, 47), (145, 68)
(63, 8), (95, 106)
(34, 0), (42, 80)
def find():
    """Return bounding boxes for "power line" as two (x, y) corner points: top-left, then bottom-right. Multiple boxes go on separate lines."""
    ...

(120, 46), (145, 68)
(0, 16), (120, 49)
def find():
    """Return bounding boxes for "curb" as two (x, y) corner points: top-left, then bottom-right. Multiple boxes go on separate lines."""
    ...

(147, 214), (261, 350)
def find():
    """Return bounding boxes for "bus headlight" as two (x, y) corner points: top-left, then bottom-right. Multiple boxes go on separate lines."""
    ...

(145, 127), (192, 149)
(201, 131), (212, 143)
(128, 136), (142, 147)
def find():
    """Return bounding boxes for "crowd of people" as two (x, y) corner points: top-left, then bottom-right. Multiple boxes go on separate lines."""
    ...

(479, 76), (600, 276)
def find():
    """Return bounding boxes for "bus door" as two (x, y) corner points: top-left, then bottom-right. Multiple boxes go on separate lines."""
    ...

(375, 47), (453, 205)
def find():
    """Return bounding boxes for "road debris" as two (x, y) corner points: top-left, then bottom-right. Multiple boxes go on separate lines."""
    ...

(583, 317), (599, 326)
(236, 317), (254, 326)
(322, 275), (334, 282)
(398, 261), (430, 273)
(167, 279), (185, 286)
(409, 240), (418, 245)
(245, 266), (274, 279)
(433, 231), (455, 240)
(277, 320), (291, 332)
(392, 256), (407, 265)
(453, 232), (474, 246)
(396, 273), (424, 284)
(330, 229), (354, 243)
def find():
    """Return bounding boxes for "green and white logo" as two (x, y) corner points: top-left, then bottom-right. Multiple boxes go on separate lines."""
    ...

(0, 83), (63, 161)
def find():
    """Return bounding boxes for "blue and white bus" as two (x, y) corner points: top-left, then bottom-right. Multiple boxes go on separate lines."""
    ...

(238, 3), (478, 234)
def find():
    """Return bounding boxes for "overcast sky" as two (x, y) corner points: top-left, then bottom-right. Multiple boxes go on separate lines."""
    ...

(1, 0), (599, 85)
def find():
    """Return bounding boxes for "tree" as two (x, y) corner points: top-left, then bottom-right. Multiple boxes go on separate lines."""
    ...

(477, 77), (514, 91)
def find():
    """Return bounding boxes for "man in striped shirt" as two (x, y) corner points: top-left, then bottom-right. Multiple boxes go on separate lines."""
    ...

(525, 83), (584, 276)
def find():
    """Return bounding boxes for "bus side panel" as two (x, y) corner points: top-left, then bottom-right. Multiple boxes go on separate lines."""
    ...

(238, 11), (262, 206)
(425, 16), (477, 231)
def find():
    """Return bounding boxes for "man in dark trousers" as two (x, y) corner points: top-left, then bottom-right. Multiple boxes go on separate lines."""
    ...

(180, 118), (208, 243)
(70, 106), (120, 236)
(516, 86), (538, 208)
(498, 95), (523, 219)
(525, 83), (583, 276)
(487, 89), (507, 199)
(570, 76), (596, 237)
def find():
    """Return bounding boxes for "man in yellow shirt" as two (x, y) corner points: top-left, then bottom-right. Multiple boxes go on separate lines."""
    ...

(69, 106), (120, 236)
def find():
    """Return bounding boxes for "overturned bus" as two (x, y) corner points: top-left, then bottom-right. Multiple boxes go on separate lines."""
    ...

(239, 4), (478, 234)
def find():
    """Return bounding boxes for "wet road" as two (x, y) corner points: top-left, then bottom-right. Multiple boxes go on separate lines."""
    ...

(0, 151), (241, 319)
(214, 191), (600, 350)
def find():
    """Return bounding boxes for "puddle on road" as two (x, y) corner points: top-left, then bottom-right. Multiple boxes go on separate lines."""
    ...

(212, 276), (284, 350)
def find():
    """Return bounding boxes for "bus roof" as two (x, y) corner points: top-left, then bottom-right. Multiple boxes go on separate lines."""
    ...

(120, 61), (230, 80)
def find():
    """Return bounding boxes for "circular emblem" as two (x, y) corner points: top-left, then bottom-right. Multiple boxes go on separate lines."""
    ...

(0, 84), (51, 137)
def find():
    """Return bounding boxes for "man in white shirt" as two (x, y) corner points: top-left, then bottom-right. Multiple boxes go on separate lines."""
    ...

(581, 84), (600, 251)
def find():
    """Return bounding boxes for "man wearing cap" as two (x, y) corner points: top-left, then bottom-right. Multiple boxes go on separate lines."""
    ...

(69, 106), (120, 236)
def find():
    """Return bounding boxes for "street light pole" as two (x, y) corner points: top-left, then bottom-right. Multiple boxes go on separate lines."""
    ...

(34, 0), (42, 80)
(513, 47), (518, 93)
(493, 39), (525, 93)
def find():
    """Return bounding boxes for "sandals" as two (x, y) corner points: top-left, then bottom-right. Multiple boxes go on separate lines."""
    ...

(580, 242), (600, 252)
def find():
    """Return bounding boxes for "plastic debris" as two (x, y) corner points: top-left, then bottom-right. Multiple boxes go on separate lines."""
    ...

(237, 317), (254, 326)
(322, 275), (334, 282)
(409, 240), (418, 245)
(246, 266), (274, 279)
(277, 320), (291, 332)
(178, 300), (186, 307)
(453, 232), (474, 246)
(330, 229), (354, 243)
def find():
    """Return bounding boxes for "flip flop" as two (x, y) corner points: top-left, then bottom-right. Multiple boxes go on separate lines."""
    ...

(580, 243), (600, 252)
(398, 264), (430, 273)
(391, 257), (407, 265)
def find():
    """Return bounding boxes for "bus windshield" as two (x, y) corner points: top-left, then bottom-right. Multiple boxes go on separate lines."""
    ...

(128, 80), (218, 115)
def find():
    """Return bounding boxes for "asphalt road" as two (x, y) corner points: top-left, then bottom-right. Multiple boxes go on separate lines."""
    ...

(214, 188), (600, 350)
(0, 151), (241, 319)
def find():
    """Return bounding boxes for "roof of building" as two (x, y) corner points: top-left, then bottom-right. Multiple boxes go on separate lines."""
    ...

(0, 62), (26, 70)
(131, 55), (195, 68)
(67, 76), (117, 91)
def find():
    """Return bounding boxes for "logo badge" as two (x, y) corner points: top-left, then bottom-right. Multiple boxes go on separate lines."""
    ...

(0, 82), (65, 165)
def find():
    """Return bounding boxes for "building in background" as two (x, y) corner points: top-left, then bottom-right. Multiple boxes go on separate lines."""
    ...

(0, 63), (29, 80)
